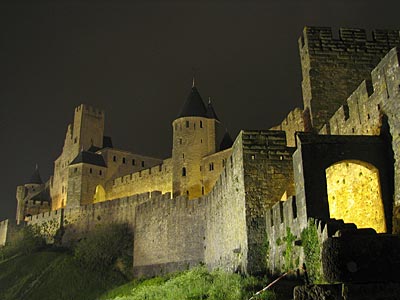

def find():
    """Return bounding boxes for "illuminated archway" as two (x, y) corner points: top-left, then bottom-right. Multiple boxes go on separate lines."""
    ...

(93, 185), (106, 203)
(325, 160), (386, 233)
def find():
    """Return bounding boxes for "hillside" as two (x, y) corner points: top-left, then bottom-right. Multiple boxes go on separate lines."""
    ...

(0, 250), (126, 300)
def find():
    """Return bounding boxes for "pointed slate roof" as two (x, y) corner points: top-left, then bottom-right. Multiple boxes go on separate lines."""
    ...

(70, 150), (106, 167)
(29, 165), (43, 184)
(206, 98), (220, 121)
(219, 131), (234, 151)
(177, 87), (207, 118)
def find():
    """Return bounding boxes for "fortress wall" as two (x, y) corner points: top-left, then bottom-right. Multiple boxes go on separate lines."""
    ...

(107, 159), (172, 200)
(25, 191), (165, 244)
(265, 197), (307, 274)
(300, 27), (400, 131)
(62, 191), (163, 244)
(204, 134), (248, 273)
(270, 108), (308, 147)
(27, 209), (63, 243)
(241, 130), (295, 274)
(133, 194), (206, 278)
(201, 148), (232, 195)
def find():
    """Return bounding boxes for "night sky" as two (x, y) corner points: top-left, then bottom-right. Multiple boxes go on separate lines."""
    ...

(1, 0), (400, 221)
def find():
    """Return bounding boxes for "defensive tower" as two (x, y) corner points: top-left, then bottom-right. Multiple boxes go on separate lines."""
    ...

(50, 104), (105, 210)
(299, 26), (400, 131)
(172, 82), (219, 199)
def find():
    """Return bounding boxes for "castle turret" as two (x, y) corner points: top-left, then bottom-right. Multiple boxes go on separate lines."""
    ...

(172, 82), (218, 199)
(16, 165), (50, 224)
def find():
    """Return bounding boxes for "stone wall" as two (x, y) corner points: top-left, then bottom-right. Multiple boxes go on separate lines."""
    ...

(241, 130), (295, 274)
(265, 197), (307, 274)
(26, 191), (164, 244)
(133, 194), (206, 278)
(201, 148), (232, 195)
(27, 209), (63, 243)
(270, 108), (308, 147)
(107, 159), (172, 199)
(299, 27), (400, 131)
(204, 134), (247, 274)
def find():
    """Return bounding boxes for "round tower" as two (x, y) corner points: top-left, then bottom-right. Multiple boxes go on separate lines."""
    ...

(172, 82), (218, 199)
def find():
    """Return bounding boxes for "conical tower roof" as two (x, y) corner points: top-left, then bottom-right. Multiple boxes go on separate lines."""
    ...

(29, 164), (43, 184)
(177, 86), (207, 118)
(206, 98), (220, 121)
(219, 131), (234, 151)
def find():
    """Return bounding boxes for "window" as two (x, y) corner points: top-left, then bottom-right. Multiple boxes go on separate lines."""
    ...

(179, 138), (182, 144)
(200, 139), (203, 143)
(202, 186), (204, 195)
(122, 157), (126, 164)
(89, 168), (92, 174)
(186, 190), (189, 196)
(182, 153), (185, 159)
(74, 168), (78, 173)
(99, 170), (102, 175)
(222, 159), (226, 167)
(141, 161), (145, 167)
(186, 121), (189, 128)
(132, 159), (135, 165)
(200, 121), (203, 128)
(209, 162), (214, 171)
(74, 137), (77, 144)
(182, 167), (187, 176)
(113, 155), (117, 162)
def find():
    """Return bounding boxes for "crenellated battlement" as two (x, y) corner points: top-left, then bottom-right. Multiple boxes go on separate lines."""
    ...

(300, 27), (400, 52)
(74, 104), (104, 118)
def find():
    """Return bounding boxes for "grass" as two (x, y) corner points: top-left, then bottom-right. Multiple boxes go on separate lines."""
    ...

(0, 249), (126, 300)
(100, 266), (276, 300)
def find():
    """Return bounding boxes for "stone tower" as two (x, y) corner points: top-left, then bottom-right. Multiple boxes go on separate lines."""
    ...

(172, 82), (219, 199)
(50, 104), (105, 210)
(299, 27), (400, 131)
(16, 165), (50, 224)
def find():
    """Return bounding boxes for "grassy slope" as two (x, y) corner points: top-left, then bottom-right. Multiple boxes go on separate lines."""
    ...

(0, 250), (126, 300)
(99, 267), (276, 300)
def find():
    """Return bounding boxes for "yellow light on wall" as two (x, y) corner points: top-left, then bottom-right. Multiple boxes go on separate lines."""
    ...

(93, 185), (106, 203)
(325, 160), (386, 233)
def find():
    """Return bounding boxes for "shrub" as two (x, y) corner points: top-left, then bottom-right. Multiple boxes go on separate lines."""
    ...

(300, 219), (322, 283)
(73, 223), (132, 274)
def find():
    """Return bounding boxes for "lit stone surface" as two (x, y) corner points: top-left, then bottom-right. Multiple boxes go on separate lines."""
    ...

(326, 161), (386, 233)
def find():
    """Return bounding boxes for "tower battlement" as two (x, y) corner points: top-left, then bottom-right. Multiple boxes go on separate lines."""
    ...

(299, 26), (400, 51)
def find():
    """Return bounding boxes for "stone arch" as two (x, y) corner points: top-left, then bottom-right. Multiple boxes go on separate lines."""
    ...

(325, 160), (386, 233)
(293, 133), (394, 233)
(93, 185), (106, 203)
